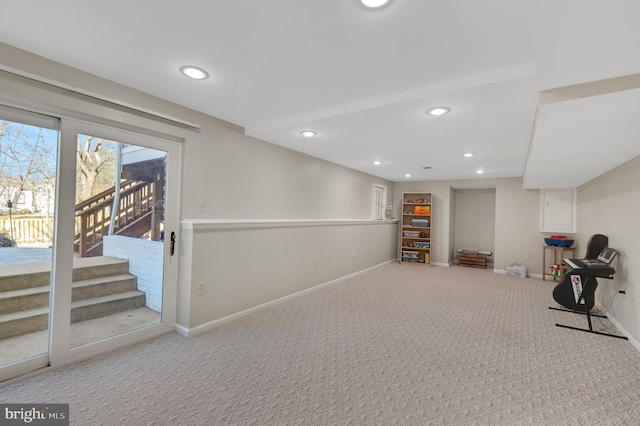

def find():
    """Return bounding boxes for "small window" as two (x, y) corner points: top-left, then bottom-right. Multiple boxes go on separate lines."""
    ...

(372, 184), (387, 220)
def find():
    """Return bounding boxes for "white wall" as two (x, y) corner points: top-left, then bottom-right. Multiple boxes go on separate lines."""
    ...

(395, 178), (542, 274)
(0, 43), (397, 335)
(181, 117), (393, 219)
(454, 189), (496, 259)
(179, 220), (398, 332)
(577, 154), (640, 344)
(493, 179), (541, 275)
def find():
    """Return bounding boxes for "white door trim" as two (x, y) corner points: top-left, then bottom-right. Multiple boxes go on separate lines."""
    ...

(49, 119), (181, 367)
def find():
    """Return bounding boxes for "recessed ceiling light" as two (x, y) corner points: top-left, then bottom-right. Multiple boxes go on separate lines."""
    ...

(476, 169), (485, 174)
(300, 130), (317, 137)
(405, 174), (411, 178)
(179, 66), (209, 80)
(372, 161), (383, 165)
(463, 153), (473, 158)
(361, 0), (390, 8)
(427, 107), (451, 116)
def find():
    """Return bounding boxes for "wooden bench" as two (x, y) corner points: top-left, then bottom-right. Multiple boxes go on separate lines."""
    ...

(458, 253), (487, 269)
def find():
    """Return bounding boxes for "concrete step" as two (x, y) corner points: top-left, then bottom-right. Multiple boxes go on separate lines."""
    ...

(0, 256), (145, 339)
(71, 291), (146, 323)
(0, 307), (48, 340)
(0, 286), (49, 316)
(0, 262), (51, 292)
(0, 274), (137, 316)
(71, 274), (137, 302)
(0, 291), (146, 340)
(0, 256), (130, 292)
(71, 257), (130, 282)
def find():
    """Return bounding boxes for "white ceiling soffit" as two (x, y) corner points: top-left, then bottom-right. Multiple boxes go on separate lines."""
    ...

(523, 88), (640, 189)
(524, 0), (640, 188)
(0, 1), (638, 186)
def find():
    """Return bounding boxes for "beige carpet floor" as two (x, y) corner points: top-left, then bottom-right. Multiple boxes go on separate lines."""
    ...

(1, 263), (640, 425)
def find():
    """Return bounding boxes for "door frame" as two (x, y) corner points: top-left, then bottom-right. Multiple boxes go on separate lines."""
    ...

(0, 108), (182, 382)
(50, 119), (181, 367)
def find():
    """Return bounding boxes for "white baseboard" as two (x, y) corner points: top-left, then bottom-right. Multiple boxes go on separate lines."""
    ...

(595, 301), (640, 353)
(607, 314), (640, 352)
(174, 324), (190, 337)
(432, 262), (450, 267)
(175, 259), (397, 337)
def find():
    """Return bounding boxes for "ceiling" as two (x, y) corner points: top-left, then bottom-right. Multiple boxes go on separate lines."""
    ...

(0, 0), (638, 187)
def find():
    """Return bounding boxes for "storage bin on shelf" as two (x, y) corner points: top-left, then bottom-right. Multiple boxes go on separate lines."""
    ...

(404, 197), (427, 204)
(402, 250), (419, 262)
(413, 241), (430, 249)
(403, 230), (420, 238)
(411, 219), (429, 227)
(413, 205), (431, 215)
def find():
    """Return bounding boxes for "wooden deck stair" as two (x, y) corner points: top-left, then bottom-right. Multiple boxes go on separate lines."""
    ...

(0, 257), (145, 339)
(75, 180), (155, 257)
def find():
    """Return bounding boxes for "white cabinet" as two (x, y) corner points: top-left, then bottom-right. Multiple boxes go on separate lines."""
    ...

(540, 189), (576, 233)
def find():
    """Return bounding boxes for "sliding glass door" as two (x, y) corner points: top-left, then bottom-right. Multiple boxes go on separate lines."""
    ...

(0, 110), (180, 382)
(0, 105), (59, 379)
(69, 130), (167, 348)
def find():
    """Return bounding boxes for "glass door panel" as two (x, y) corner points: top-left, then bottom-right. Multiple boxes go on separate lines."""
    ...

(0, 106), (59, 374)
(69, 133), (165, 348)
(0, 109), (179, 381)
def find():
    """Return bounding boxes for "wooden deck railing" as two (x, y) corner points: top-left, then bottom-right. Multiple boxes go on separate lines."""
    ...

(75, 180), (154, 257)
